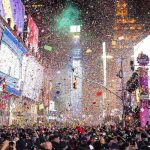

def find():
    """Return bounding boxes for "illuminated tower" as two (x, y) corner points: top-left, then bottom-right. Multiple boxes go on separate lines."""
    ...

(112, 0), (144, 50)
(107, 0), (144, 115)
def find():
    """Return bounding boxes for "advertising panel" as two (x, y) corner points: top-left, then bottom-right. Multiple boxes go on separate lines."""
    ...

(0, 0), (5, 19)
(0, 18), (4, 44)
(22, 56), (44, 101)
(0, 27), (28, 96)
(134, 36), (150, 127)
(139, 68), (149, 98)
(9, 0), (25, 33)
(27, 15), (39, 52)
(134, 35), (150, 89)
(140, 101), (149, 127)
(2, 0), (14, 28)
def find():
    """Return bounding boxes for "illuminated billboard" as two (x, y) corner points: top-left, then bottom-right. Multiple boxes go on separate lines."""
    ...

(70, 25), (81, 33)
(134, 35), (150, 76)
(0, 18), (4, 44)
(2, 0), (14, 28)
(0, 0), (24, 32)
(9, 0), (25, 33)
(22, 56), (44, 101)
(27, 15), (39, 52)
(0, 27), (28, 96)
(0, 0), (5, 19)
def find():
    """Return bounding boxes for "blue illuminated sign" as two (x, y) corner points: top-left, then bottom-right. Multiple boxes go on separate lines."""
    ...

(1, 27), (28, 61)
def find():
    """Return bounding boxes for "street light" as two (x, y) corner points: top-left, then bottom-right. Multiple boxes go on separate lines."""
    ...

(101, 55), (113, 59)
(107, 55), (135, 127)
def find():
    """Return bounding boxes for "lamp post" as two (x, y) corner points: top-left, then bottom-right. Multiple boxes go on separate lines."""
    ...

(110, 56), (126, 127)
(102, 42), (106, 118)
(119, 58), (126, 127)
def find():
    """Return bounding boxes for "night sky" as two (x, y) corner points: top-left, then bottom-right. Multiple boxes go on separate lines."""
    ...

(22, 0), (150, 62)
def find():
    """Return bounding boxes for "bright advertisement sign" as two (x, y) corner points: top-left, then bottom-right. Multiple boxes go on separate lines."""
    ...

(2, 0), (14, 28)
(0, 18), (4, 44)
(9, 0), (25, 33)
(134, 35), (150, 92)
(22, 56), (44, 101)
(139, 68), (149, 98)
(27, 15), (39, 52)
(0, 0), (5, 19)
(0, 27), (28, 96)
(134, 36), (150, 127)
(140, 101), (149, 127)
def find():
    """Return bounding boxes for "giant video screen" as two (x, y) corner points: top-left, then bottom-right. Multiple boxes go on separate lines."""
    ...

(27, 15), (39, 52)
(9, 0), (25, 33)
(0, 27), (28, 96)
(0, 0), (5, 19)
(1, 0), (14, 28)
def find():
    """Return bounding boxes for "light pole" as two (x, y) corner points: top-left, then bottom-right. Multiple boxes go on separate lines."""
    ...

(102, 42), (113, 118)
(102, 42), (106, 118)
(119, 58), (125, 127)
(111, 57), (127, 127)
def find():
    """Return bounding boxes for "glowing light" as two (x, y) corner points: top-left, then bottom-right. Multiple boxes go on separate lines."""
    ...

(86, 49), (92, 53)
(134, 35), (150, 98)
(44, 45), (52, 52)
(2, 0), (14, 28)
(57, 71), (61, 74)
(102, 55), (113, 59)
(73, 35), (80, 39)
(102, 42), (107, 87)
(56, 4), (82, 33)
(70, 25), (81, 33)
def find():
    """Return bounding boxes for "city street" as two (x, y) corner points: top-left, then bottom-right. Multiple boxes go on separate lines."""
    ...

(0, 0), (150, 150)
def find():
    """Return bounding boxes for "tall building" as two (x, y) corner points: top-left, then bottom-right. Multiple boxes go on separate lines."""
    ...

(107, 0), (144, 116)
(112, 0), (144, 50)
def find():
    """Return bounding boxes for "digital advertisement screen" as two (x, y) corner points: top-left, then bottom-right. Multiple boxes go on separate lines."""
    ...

(0, 0), (5, 19)
(27, 15), (39, 52)
(134, 35), (150, 89)
(9, 0), (25, 33)
(0, 19), (5, 44)
(0, 27), (28, 96)
(22, 56), (44, 101)
(2, 0), (14, 28)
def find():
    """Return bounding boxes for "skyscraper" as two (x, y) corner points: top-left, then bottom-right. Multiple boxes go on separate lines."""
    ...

(107, 0), (144, 116)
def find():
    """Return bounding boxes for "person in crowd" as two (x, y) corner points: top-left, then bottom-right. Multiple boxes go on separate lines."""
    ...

(40, 141), (52, 150)
(0, 124), (149, 150)
(51, 135), (61, 150)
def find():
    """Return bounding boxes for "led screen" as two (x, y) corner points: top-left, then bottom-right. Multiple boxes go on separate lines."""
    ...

(0, 0), (5, 19)
(2, 0), (14, 28)
(27, 15), (39, 52)
(22, 56), (44, 101)
(0, 27), (28, 96)
(134, 35), (150, 89)
(9, 0), (25, 33)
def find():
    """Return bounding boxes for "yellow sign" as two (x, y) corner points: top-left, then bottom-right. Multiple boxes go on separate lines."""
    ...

(39, 103), (44, 110)
(2, 0), (14, 28)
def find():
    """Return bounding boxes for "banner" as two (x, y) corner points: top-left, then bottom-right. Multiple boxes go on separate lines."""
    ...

(27, 15), (39, 52)
(2, 0), (14, 28)
(140, 101), (150, 127)
(139, 68), (149, 98)
(1, 27), (28, 61)
(0, 0), (5, 19)
(9, 0), (25, 33)
(0, 18), (5, 44)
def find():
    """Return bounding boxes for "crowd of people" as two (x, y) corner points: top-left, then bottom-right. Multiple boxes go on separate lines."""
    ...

(0, 123), (149, 150)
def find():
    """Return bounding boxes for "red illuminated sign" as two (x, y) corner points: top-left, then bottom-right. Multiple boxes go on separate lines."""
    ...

(27, 15), (39, 51)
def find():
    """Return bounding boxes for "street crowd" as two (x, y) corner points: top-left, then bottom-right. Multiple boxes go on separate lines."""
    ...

(0, 124), (149, 150)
